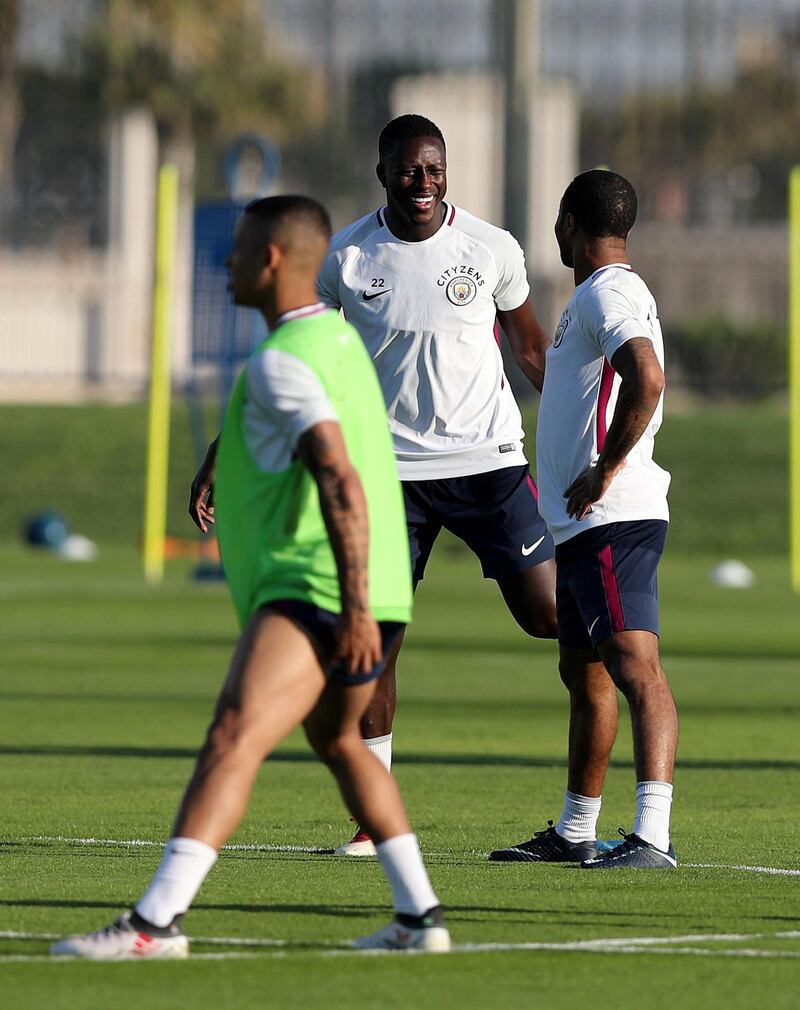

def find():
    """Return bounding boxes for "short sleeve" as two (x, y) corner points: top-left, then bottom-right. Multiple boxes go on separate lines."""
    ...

(492, 232), (531, 311)
(316, 251), (342, 309)
(582, 285), (650, 362)
(247, 348), (338, 450)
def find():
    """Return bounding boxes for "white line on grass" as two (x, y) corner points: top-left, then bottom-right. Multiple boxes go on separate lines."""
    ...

(20, 835), (332, 855)
(454, 930), (800, 953)
(1, 946), (799, 964)
(3, 930), (800, 964)
(16, 836), (800, 875)
(684, 862), (800, 877)
(0, 952), (270, 964)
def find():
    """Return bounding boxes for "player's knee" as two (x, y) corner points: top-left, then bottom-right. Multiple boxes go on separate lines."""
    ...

(516, 605), (558, 640)
(202, 708), (247, 761)
(558, 660), (595, 701)
(558, 657), (578, 691)
(606, 652), (664, 699)
(532, 611), (558, 640)
(312, 730), (359, 770)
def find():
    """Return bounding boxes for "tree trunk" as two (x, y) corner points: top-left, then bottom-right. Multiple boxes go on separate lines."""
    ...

(0, 0), (20, 242)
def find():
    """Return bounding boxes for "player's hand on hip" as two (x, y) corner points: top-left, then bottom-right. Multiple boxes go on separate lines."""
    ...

(189, 440), (218, 533)
(335, 609), (383, 676)
(564, 460), (626, 521)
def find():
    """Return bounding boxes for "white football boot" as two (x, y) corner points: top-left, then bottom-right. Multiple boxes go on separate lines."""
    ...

(50, 911), (189, 960)
(354, 907), (451, 952)
(334, 827), (377, 857)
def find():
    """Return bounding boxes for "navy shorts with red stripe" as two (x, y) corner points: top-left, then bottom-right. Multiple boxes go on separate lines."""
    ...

(555, 520), (668, 650)
(402, 464), (555, 586)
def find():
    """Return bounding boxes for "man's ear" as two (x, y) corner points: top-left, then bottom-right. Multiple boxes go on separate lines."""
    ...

(565, 212), (577, 237)
(264, 239), (280, 264)
(376, 161), (386, 189)
(263, 242), (282, 272)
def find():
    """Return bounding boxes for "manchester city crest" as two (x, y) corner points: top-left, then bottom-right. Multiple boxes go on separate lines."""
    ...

(553, 312), (569, 347)
(445, 275), (477, 306)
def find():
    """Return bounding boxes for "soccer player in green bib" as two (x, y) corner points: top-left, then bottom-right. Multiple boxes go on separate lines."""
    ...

(51, 196), (450, 959)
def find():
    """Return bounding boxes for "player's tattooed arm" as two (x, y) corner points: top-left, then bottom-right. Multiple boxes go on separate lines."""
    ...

(565, 337), (665, 521)
(496, 298), (550, 392)
(297, 421), (382, 673)
(189, 436), (219, 533)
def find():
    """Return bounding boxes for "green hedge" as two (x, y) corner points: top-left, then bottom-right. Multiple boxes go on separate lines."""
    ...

(3, 401), (789, 555)
(665, 314), (786, 398)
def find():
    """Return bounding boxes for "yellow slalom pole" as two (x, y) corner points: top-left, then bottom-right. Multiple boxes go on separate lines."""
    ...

(143, 163), (179, 585)
(789, 166), (800, 593)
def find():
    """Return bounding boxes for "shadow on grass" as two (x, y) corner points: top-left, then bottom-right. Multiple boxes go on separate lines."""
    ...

(0, 898), (375, 918)
(1, 744), (799, 772)
(4, 632), (798, 662)
(2, 898), (798, 932)
(405, 638), (800, 662)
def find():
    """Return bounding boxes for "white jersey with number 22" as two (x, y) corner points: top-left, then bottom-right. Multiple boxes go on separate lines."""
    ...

(317, 203), (531, 480)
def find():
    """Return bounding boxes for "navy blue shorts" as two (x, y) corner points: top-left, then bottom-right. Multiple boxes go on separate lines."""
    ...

(555, 520), (668, 651)
(402, 464), (555, 585)
(266, 600), (404, 685)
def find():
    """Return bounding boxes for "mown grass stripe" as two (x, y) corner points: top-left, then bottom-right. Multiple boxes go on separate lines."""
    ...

(14, 836), (800, 876)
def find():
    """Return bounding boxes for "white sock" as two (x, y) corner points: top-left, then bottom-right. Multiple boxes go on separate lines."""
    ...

(376, 833), (439, 917)
(135, 837), (218, 928)
(555, 790), (602, 842)
(633, 781), (673, 852)
(364, 733), (393, 773)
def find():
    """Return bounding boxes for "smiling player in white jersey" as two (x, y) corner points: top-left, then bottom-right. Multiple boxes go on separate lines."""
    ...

(490, 170), (679, 869)
(190, 114), (558, 857)
(315, 114), (558, 854)
(318, 177), (532, 483)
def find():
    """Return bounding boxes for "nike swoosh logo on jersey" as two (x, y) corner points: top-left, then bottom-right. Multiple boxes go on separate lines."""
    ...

(521, 535), (546, 557)
(362, 289), (393, 301)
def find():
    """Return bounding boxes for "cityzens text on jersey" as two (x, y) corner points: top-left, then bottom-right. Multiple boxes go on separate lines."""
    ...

(438, 265), (485, 307)
(436, 265), (486, 288)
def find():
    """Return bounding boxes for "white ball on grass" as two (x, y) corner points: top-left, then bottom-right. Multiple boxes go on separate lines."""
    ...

(708, 559), (755, 589)
(56, 534), (98, 562)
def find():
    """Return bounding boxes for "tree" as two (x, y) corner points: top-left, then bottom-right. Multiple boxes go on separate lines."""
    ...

(82, 0), (323, 182)
(0, 0), (19, 237)
(582, 65), (800, 223)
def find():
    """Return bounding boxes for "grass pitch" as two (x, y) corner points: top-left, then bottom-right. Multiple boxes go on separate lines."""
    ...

(1, 539), (799, 1009)
(0, 401), (789, 553)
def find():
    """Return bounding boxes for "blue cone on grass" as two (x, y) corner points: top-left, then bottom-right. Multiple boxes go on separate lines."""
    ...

(24, 511), (70, 551)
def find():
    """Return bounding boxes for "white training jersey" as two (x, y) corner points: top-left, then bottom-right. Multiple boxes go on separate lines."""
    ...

(317, 203), (531, 480)
(536, 264), (671, 546)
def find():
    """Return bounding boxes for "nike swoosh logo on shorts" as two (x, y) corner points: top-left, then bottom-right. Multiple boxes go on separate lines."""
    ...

(521, 535), (546, 557)
(363, 289), (392, 301)
(588, 616), (600, 637)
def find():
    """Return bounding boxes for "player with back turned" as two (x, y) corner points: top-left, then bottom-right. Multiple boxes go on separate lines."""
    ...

(490, 170), (679, 868)
(51, 195), (450, 958)
(191, 115), (559, 856)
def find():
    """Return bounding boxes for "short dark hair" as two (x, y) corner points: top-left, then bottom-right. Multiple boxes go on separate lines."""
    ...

(378, 114), (445, 161)
(562, 170), (637, 239)
(244, 194), (332, 242)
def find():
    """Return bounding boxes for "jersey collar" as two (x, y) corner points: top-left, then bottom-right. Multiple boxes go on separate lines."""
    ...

(273, 302), (329, 328)
(376, 202), (456, 244)
(574, 262), (634, 294)
(589, 262), (633, 278)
